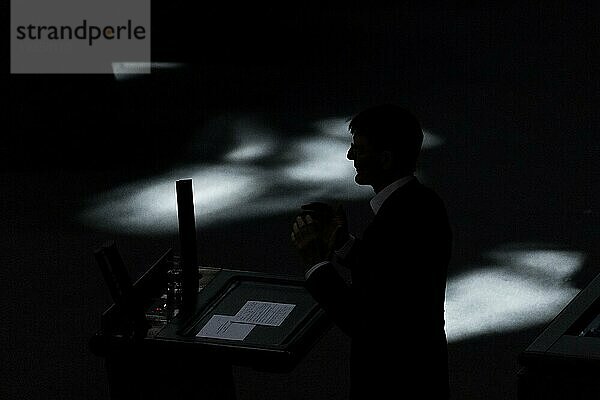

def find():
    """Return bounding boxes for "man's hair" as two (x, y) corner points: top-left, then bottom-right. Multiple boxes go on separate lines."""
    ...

(348, 104), (424, 171)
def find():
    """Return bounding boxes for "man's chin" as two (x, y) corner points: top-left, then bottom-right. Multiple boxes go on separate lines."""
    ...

(354, 173), (369, 185)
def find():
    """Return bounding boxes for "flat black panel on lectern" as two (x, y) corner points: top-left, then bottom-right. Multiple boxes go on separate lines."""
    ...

(153, 268), (331, 370)
(518, 270), (600, 400)
(91, 248), (332, 400)
(185, 277), (320, 346)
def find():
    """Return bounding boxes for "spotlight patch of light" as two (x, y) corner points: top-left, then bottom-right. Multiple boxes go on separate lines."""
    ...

(422, 130), (444, 149)
(283, 137), (356, 183)
(225, 143), (273, 162)
(82, 114), (444, 233)
(82, 166), (266, 234)
(111, 62), (185, 80)
(484, 246), (583, 280)
(313, 117), (351, 138)
(284, 117), (359, 188)
(445, 244), (585, 343)
(223, 127), (277, 163)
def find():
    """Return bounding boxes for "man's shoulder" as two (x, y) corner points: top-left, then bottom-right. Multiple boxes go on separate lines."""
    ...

(383, 179), (445, 210)
(370, 182), (448, 234)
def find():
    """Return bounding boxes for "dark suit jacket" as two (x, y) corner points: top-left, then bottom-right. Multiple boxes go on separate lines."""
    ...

(306, 178), (452, 399)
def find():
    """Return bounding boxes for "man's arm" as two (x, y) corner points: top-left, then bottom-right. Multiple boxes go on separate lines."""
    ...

(304, 261), (355, 336)
(291, 208), (356, 336)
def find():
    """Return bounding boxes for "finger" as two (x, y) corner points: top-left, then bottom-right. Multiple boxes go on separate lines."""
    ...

(301, 202), (324, 210)
(327, 225), (341, 246)
(301, 201), (329, 209)
(301, 202), (331, 217)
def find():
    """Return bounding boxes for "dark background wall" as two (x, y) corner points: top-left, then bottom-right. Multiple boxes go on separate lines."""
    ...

(4, 2), (599, 399)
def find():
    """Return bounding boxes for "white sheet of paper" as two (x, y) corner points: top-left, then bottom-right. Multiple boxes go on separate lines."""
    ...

(233, 301), (296, 326)
(196, 314), (255, 341)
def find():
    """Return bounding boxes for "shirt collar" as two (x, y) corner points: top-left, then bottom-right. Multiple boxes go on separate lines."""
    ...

(369, 175), (415, 215)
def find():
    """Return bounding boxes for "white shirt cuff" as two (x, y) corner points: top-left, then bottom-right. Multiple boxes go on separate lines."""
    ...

(334, 235), (355, 260)
(305, 261), (330, 280)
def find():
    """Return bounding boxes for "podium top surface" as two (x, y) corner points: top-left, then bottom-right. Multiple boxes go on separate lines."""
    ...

(93, 249), (331, 371)
(520, 270), (600, 370)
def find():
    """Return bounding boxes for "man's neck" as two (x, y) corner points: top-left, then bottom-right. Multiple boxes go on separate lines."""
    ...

(371, 171), (413, 193)
(369, 175), (416, 214)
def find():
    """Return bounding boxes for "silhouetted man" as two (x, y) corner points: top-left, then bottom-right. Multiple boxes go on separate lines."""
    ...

(291, 104), (452, 399)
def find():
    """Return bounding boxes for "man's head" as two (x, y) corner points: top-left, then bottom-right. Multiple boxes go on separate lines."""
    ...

(346, 104), (423, 191)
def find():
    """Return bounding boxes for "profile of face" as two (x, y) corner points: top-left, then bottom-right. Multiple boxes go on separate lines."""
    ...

(346, 134), (383, 187)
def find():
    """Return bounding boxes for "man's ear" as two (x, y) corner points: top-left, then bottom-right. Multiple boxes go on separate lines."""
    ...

(379, 150), (394, 170)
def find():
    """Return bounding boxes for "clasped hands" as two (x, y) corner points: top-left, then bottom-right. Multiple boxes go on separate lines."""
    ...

(291, 202), (348, 269)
